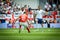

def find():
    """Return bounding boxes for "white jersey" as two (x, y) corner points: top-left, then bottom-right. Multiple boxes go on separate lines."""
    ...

(36, 9), (45, 19)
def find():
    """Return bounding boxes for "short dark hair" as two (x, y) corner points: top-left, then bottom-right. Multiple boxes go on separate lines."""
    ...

(24, 12), (26, 14)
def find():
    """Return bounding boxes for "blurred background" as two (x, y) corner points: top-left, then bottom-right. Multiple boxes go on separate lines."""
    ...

(0, 0), (60, 28)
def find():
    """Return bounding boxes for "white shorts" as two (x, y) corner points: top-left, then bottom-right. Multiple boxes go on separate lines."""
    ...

(19, 22), (28, 28)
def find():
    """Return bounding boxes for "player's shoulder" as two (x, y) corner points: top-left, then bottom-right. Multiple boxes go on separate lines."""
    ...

(40, 9), (44, 11)
(40, 9), (45, 12)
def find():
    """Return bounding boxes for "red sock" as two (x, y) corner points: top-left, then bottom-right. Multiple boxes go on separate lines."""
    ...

(26, 27), (30, 32)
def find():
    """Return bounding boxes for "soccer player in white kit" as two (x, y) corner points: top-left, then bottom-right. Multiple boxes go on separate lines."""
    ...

(35, 6), (46, 28)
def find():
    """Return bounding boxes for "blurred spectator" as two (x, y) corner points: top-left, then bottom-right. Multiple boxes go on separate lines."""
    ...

(24, 5), (29, 15)
(7, 19), (12, 28)
(28, 7), (34, 21)
(48, 0), (53, 7)
(0, 0), (4, 6)
(58, 5), (60, 11)
(52, 9), (58, 16)
(21, 7), (25, 14)
(52, 3), (56, 10)
(0, 20), (1, 23)
(53, 19), (57, 23)
(44, 2), (52, 11)
(10, 0), (14, 5)
(6, 5), (11, 10)
(49, 20), (54, 23)
(7, 9), (11, 14)
(0, 0), (14, 14)
(17, 4), (20, 9)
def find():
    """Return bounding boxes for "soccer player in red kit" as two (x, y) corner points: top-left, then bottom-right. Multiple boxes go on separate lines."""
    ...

(16, 12), (30, 33)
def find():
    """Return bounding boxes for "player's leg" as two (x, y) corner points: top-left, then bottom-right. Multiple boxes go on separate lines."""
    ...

(37, 18), (44, 32)
(38, 19), (43, 28)
(23, 22), (30, 33)
(41, 23), (43, 28)
(26, 27), (30, 33)
(19, 22), (22, 33)
(19, 25), (22, 33)
(28, 20), (34, 28)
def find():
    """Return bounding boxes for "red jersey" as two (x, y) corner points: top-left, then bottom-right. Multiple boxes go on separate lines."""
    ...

(19, 14), (28, 22)
(52, 11), (57, 15)
(7, 10), (11, 14)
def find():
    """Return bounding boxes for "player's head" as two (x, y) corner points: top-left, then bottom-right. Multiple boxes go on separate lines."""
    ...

(21, 7), (24, 11)
(24, 12), (26, 14)
(38, 6), (41, 10)
(28, 7), (31, 12)
(24, 5), (27, 8)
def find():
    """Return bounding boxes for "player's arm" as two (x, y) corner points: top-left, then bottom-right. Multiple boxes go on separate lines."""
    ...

(27, 19), (30, 25)
(33, 11), (38, 23)
(26, 15), (30, 25)
(15, 16), (20, 22)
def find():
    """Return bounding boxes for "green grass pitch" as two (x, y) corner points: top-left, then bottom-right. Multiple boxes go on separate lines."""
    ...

(0, 28), (60, 40)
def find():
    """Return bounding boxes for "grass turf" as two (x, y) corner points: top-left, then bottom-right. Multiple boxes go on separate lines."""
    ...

(0, 28), (60, 40)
